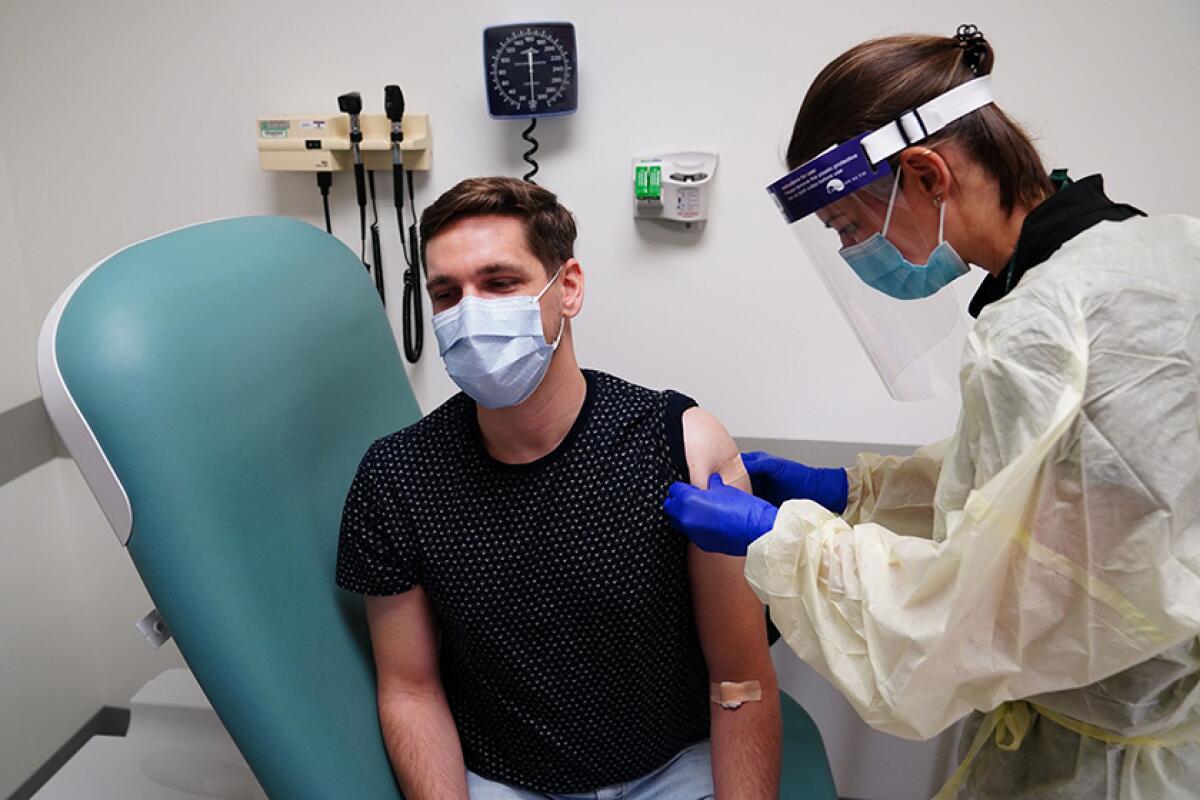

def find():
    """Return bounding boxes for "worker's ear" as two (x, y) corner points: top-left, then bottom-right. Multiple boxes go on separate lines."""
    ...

(559, 259), (584, 319)
(898, 147), (953, 204)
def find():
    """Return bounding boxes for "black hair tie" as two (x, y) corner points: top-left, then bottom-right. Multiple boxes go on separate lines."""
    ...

(956, 24), (989, 76)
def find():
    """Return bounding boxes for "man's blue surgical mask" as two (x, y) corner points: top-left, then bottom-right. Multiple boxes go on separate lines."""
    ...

(433, 267), (565, 409)
(839, 176), (968, 300)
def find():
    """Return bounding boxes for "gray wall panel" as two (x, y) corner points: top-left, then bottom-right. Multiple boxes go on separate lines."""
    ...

(0, 398), (58, 487)
(735, 437), (915, 468)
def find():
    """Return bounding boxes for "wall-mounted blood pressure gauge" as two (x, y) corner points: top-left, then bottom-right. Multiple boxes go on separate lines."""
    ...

(483, 22), (578, 119)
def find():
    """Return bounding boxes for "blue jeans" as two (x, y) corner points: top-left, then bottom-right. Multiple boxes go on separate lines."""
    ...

(467, 740), (714, 800)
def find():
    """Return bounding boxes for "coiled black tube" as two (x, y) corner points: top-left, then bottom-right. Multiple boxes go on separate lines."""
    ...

(521, 118), (540, 183)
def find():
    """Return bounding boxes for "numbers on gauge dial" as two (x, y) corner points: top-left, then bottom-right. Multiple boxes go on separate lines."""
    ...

(490, 30), (573, 113)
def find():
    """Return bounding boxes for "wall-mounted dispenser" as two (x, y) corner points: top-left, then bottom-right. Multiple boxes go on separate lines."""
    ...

(632, 152), (717, 228)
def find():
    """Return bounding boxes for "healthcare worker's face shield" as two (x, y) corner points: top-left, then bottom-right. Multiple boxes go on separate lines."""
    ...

(767, 76), (994, 401)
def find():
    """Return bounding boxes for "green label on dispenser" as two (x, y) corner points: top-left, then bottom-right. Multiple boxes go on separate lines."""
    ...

(259, 119), (290, 139)
(635, 164), (662, 199)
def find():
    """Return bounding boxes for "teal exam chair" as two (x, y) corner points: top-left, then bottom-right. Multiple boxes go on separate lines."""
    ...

(37, 216), (836, 799)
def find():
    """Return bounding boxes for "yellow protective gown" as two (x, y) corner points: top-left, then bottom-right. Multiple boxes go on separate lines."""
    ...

(745, 215), (1200, 798)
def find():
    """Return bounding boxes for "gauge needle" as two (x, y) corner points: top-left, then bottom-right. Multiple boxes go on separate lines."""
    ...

(524, 48), (537, 107)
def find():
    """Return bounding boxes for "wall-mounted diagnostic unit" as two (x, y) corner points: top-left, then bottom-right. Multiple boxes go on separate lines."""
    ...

(633, 152), (718, 228)
(255, 113), (431, 173)
(256, 91), (431, 363)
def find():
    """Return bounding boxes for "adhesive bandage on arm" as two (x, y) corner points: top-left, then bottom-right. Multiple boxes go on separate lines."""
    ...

(716, 453), (748, 487)
(710, 680), (763, 710)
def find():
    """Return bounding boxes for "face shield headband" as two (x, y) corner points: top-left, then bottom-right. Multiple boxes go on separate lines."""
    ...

(767, 76), (994, 224)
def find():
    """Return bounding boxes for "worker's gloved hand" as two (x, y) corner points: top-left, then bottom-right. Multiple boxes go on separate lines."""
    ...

(664, 474), (779, 557)
(741, 451), (849, 514)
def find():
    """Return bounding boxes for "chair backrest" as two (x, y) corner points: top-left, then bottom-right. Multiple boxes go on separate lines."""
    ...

(38, 216), (419, 798)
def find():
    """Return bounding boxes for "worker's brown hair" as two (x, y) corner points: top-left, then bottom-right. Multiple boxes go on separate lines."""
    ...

(420, 177), (577, 275)
(787, 30), (1053, 215)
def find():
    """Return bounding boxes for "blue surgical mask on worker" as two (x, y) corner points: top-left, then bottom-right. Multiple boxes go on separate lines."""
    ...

(838, 176), (969, 300)
(433, 267), (565, 409)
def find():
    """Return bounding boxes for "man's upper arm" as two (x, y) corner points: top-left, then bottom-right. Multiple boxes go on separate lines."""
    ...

(681, 408), (776, 677)
(366, 588), (441, 696)
(680, 407), (750, 494)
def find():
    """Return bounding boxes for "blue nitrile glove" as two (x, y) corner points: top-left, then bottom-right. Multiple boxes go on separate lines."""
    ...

(741, 451), (849, 513)
(664, 474), (779, 557)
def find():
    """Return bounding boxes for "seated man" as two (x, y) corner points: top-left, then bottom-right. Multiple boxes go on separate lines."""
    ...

(336, 177), (780, 799)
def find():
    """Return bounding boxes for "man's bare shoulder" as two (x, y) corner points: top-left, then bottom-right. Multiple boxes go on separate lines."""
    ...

(681, 407), (747, 491)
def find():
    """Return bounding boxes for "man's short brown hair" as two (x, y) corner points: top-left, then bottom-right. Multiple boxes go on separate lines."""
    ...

(420, 177), (577, 276)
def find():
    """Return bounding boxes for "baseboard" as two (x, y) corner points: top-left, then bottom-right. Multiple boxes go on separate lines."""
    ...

(7, 706), (131, 800)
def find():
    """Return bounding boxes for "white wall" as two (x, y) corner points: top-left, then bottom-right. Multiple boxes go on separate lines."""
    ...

(0, 460), (185, 797)
(4, 0), (1197, 449)
(0, 126), (184, 798)
(2, 1), (1198, 796)
(0, 142), (38, 410)
(0, 464), (97, 795)
(0, 140), (99, 796)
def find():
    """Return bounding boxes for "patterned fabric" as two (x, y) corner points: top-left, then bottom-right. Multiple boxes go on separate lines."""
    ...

(337, 370), (710, 792)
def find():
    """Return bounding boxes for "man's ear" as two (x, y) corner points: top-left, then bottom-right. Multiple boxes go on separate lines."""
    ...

(898, 147), (953, 204)
(560, 258), (585, 319)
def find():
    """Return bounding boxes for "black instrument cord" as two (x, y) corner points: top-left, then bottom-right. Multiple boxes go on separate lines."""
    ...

(368, 171), (385, 305)
(521, 119), (539, 183)
(380, 82), (422, 360)
(316, 172), (333, 234)
(356, 160), (368, 268)
(398, 169), (423, 362)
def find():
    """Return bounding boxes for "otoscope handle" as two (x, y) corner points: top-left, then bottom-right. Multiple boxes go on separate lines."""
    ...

(354, 162), (367, 210)
(392, 157), (405, 212)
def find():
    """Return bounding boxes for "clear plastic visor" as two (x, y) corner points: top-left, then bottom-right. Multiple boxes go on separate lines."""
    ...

(794, 175), (969, 401)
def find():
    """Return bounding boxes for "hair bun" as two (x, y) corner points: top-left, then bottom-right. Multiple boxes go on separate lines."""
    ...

(956, 24), (991, 76)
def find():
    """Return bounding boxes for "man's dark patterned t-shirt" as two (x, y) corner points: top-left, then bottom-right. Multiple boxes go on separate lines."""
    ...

(336, 370), (710, 792)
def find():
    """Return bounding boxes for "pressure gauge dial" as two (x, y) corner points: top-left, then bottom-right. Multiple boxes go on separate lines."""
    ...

(483, 22), (578, 119)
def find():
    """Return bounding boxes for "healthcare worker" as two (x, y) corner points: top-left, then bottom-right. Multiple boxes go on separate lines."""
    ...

(665, 25), (1200, 799)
